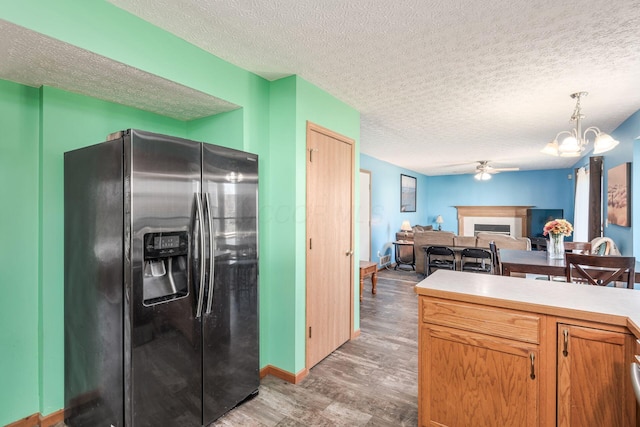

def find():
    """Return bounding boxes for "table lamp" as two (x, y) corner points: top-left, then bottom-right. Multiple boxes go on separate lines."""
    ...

(400, 220), (412, 240)
(435, 215), (444, 231)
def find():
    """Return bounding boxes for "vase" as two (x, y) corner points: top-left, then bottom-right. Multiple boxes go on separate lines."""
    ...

(547, 233), (565, 259)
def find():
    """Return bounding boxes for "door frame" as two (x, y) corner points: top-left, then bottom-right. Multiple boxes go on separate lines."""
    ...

(359, 169), (372, 262)
(305, 121), (356, 370)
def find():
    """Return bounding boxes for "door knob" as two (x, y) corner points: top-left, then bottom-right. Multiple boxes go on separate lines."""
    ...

(345, 250), (353, 256)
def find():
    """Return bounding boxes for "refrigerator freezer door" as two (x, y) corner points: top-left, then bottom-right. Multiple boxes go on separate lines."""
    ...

(201, 143), (259, 424)
(127, 130), (203, 426)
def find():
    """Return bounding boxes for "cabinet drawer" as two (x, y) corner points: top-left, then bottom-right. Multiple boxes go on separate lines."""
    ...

(421, 297), (541, 344)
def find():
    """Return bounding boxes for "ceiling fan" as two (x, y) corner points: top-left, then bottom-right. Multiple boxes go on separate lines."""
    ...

(473, 161), (519, 180)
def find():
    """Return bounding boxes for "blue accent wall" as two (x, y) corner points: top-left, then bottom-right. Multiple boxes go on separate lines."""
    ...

(570, 110), (640, 255)
(361, 108), (640, 262)
(426, 169), (575, 234)
(360, 155), (429, 264)
(361, 154), (574, 265)
(601, 111), (639, 255)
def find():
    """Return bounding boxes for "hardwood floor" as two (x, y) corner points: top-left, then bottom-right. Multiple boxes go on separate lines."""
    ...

(54, 268), (419, 427)
(212, 268), (420, 426)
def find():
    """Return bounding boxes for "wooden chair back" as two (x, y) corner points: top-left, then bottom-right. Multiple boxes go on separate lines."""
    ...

(564, 241), (591, 254)
(565, 253), (636, 289)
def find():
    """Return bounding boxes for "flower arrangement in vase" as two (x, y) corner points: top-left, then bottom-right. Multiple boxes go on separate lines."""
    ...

(543, 219), (573, 259)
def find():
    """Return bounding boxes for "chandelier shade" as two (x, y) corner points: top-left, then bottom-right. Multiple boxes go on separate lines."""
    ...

(592, 133), (619, 154)
(542, 92), (619, 157)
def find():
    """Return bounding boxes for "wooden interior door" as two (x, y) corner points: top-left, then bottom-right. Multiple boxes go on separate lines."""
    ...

(306, 121), (354, 369)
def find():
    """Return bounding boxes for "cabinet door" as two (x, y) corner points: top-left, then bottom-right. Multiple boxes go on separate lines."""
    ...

(420, 325), (539, 427)
(557, 324), (635, 427)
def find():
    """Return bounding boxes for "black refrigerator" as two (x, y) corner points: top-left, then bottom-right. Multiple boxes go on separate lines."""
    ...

(64, 129), (259, 426)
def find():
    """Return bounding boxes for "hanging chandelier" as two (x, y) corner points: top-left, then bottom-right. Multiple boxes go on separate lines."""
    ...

(541, 92), (619, 157)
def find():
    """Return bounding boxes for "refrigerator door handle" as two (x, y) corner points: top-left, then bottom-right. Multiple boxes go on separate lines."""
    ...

(195, 193), (206, 318)
(205, 192), (215, 314)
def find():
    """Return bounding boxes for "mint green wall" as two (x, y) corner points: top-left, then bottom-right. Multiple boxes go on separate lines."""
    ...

(0, 79), (40, 423)
(264, 77), (298, 371)
(187, 109), (244, 150)
(265, 76), (361, 374)
(0, 1), (360, 422)
(294, 77), (361, 371)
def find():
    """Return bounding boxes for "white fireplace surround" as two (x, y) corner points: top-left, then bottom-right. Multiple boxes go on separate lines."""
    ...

(455, 206), (532, 238)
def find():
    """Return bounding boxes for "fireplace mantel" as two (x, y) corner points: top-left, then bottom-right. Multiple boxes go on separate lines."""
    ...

(455, 206), (532, 237)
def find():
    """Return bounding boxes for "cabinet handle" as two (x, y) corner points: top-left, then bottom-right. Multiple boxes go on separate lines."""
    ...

(529, 353), (536, 380)
(563, 329), (569, 357)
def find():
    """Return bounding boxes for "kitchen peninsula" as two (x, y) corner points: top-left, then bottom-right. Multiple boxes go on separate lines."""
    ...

(415, 270), (640, 426)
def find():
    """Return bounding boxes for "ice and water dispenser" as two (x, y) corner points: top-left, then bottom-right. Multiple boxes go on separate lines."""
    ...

(143, 231), (189, 305)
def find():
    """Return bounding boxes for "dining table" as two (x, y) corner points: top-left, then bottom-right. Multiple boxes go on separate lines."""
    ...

(500, 249), (640, 284)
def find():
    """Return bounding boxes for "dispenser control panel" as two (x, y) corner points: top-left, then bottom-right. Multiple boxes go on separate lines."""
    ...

(144, 231), (189, 259)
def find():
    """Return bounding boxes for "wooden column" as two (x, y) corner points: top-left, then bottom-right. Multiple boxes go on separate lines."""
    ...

(588, 156), (603, 241)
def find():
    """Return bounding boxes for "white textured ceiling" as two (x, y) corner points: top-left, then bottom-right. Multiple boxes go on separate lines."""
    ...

(0, 19), (238, 121)
(105, 0), (640, 175)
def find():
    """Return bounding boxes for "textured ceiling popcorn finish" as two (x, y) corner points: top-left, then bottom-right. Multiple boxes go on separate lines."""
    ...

(105, 0), (640, 175)
(4, 1), (640, 174)
(0, 20), (238, 121)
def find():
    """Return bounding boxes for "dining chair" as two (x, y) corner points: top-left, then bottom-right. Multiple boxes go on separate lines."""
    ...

(425, 246), (456, 277)
(564, 253), (636, 289)
(590, 237), (621, 255)
(460, 248), (492, 274)
(489, 241), (500, 275)
(564, 241), (591, 254)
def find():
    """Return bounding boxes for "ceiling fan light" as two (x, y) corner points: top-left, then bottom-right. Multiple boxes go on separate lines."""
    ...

(593, 133), (619, 154)
(474, 171), (492, 181)
(541, 140), (559, 156)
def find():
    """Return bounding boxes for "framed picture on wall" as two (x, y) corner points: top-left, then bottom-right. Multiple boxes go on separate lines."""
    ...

(401, 174), (416, 212)
(607, 162), (630, 227)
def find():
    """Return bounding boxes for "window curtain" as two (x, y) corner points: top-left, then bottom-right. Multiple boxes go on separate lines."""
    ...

(573, 167), (589, 242)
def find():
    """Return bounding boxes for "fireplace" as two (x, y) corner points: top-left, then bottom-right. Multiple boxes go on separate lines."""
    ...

(455, 206), (532, 238)
(474, 224), (511, 236)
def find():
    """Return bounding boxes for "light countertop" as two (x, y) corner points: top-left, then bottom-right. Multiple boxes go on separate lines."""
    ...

(415, 270), (640, 338)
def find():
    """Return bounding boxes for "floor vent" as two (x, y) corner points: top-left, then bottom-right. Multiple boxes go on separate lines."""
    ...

(379, 254), (391, 268)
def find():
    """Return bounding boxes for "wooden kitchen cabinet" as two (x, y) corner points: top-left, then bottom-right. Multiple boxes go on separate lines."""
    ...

(418, 296), (638, 427)
(419, 297), (543, 426)
(556, 322), (636, 427)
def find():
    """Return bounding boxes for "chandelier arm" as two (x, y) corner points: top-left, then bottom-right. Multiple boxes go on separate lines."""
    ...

(554, 130), (574, 140)
(543, 92), (614, 156)
(583, 126), (601, 137)
(582, 126), (602, 145)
